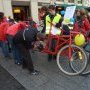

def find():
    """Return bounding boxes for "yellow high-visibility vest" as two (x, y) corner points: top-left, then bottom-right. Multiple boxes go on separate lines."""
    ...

(45, 13), (61, 35)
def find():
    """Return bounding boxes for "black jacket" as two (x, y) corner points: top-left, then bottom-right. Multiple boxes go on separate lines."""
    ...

(13, 27), (38, 49)
(41, 12), (48, 33)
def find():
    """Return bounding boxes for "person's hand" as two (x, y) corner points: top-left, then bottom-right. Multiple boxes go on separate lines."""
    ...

(86, 30), (90, 37)
(37, 32), (46, 41)
(33, 41), (39, 49)
(48, 21), (56, 26)
(33, 41), (45, 51)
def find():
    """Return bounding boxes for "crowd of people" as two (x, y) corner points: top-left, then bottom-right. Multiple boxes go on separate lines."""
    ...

(39, 5), (90, 61)
(0, 12), (44, 75)
(0, 5), (90, 75)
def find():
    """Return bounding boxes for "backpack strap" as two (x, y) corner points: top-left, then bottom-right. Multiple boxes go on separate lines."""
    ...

(23, 28), (29, 40)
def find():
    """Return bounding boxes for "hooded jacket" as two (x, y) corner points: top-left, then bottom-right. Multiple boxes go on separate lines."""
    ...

(6, 22), (26, 36)
(0, 22), (9, 41)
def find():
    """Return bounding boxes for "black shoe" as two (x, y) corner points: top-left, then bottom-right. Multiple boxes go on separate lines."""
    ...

(4, 56), (12, 59)
(30, 70), (40, 75)
(48, 58), (52, 62)
(53, 55), (56, 60)
(48, 55), (52, 62)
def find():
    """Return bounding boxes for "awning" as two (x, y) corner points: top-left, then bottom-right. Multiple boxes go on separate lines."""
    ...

(59, 4), (86, 9)
(85, 7), (90, 11)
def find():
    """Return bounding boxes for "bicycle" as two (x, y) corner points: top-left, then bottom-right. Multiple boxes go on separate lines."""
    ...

(70, 38), (90, 76)
(39, 30), (88, 76)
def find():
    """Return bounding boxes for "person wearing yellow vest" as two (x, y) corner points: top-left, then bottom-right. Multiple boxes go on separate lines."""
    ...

(45, 5), (63, 61)
(45, 5), (62, 35)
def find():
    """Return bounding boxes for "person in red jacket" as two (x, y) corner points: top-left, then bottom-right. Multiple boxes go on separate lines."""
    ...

(0, 12), (7, 24)
(74, 9), (90, 35)
(0, 22), (9, 41)
(6, 22), (26, 36)
(6, 22), (26, 64)
(73, 9), (90, 55)
(0, 22), (10, 57)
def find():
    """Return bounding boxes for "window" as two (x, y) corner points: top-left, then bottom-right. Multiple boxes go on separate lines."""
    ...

(77, 0), (82, 4)
(68, 0), (74, 3)
(56, 0), (64, 2)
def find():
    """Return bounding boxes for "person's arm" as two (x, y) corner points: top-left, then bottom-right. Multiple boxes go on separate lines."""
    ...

(84, 18), (90, 31)
(55, 17), (63, 28)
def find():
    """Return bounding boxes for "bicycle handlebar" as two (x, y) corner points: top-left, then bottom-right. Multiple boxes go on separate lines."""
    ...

(70, 31), (81, 34)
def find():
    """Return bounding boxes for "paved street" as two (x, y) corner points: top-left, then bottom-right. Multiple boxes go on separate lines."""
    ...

(0, 65), (26, 90)
(0, 50), (90, 90)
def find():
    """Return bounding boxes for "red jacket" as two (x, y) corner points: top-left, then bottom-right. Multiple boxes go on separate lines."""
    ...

(0, 16), (7, 24)
(83, 17), (90, 31)
(6, 22), (26, 36)
(74, 17), (90, 34)
(0, 22), (9, 41)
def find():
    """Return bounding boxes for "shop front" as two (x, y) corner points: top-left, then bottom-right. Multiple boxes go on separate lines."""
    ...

(12, 1), (30, 21)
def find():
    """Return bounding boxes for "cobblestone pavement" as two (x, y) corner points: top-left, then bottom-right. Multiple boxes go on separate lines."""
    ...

(0, 65), (26, 90)
(0, 50), (90, 90)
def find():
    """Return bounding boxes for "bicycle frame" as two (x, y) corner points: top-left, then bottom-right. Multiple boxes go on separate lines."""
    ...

(42, 31), (80, 60)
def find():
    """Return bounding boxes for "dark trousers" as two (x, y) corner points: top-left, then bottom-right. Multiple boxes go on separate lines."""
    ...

(7, 35), (22, 64)
(48, 38), (57, 60)
(0, 41), (10, 57)
(16, 44), (34, 72)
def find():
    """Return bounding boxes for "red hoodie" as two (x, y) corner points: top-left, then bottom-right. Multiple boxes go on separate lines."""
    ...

(0, 16), (7, 24)
(74, 17), (90, 34)
(0, 22), (9, 41)
(6, 22), (26, 36)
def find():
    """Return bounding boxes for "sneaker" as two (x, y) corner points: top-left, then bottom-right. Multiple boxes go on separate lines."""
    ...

(15, 62), (21, 65)
(30, 70), (40, 75)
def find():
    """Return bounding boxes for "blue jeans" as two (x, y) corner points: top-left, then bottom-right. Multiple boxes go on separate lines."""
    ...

(0, 41), (10, 57)
(13, 44), (22, 64)
(7, 35), (22, 63)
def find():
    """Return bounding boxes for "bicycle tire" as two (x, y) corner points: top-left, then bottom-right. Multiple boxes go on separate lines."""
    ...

(72, 52), (90, 76)
(57, 44), (87, 76)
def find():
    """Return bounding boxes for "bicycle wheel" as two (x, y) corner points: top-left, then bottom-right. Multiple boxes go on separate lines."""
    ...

(57, 44), (87, 76)
(73, 52), (90, 76)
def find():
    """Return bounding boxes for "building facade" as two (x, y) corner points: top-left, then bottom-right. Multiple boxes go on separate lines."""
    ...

(0, 0), (90, 23)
